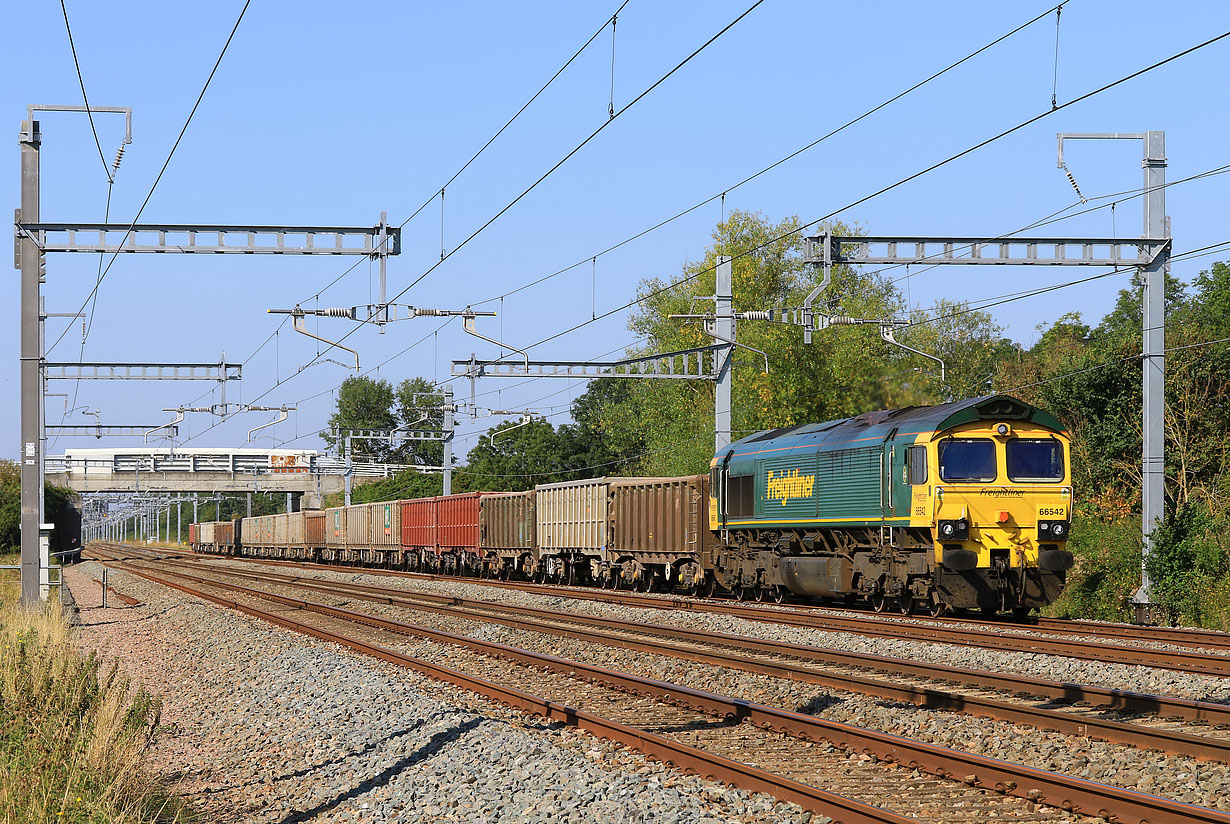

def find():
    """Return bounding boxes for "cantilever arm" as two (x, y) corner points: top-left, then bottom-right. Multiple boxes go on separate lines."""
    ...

(145, 410), (184, 443)
(464, 311), (528, 371)
(704, 324), (769, 374)
(490, 413), (534, 445)
(269, 307), (360, 371)
(247, 407), (291, 443)
(881, 325), (945, 385)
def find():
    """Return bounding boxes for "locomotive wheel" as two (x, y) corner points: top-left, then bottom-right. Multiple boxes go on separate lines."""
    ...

(928, 598), (947, 617)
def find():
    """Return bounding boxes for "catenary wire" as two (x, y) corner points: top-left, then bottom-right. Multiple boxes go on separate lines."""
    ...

(184, 22), (1230, 449)
(467, 1), (1070, 309)
(302, 1), (630, 305)
(457, 28), (1230, 369)
(279, 0), (767, 372)
(220, 1), (1075, 413)
(47, 0), (253, 357)
(58, 0), (113, 184)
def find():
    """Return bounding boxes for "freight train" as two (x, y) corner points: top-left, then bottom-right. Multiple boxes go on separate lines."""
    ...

(191, 394), (1073, 616)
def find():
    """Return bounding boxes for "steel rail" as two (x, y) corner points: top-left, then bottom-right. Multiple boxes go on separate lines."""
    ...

(1028, 616), (1230, 652)
(122, 540), (1230, 653)
(88, 543), (1230, 726)
(107, 544), (1230, 651)
(181, 549), (1230, 677)
(94, 545), (1230, 676)
(90, 558), (905, 824)
(119, 551), (1230, 763)
(87, 548), (1230, 824)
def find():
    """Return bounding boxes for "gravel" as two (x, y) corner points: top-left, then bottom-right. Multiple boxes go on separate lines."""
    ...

(272, 574), (1230, 812)
(311, 568), (1230, 706)
(63, 561), (813, 824)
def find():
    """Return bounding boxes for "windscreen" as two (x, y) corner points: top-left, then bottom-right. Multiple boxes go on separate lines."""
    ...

(938, 439), (996, 482)
(1007, 438), (1064, 482)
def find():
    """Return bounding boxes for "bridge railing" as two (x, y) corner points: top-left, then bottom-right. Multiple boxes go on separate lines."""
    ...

(46, 454), (423, 478)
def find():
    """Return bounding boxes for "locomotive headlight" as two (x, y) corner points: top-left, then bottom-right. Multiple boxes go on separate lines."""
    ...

(938, 519), (970, 541)
(1038, 520), (1070, 541)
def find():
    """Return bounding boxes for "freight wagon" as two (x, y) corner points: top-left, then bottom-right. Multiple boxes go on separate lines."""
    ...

(189, 395), (1073, 616)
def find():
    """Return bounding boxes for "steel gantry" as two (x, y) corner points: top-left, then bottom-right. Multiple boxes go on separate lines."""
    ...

(453, 257), (744, 452)
(784, 131), (1169, 622)
(15, 107), (401, 604)
(331, 386), (457, 503)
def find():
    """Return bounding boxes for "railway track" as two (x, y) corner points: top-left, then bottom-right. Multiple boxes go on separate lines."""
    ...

(83, 543), (1230, 823)
(137, 545), (1230, 677)
(88, 545), (1230, 764)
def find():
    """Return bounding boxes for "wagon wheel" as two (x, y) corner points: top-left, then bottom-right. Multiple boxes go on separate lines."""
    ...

(898, 593), (916, 616)
(699, 576), (717, 599)
(754, 585), (770, 603)
(928, 597), (948, 617)
(870, 592), (889, 613)
(637, 571), (656, 593)
(771, 585), (788, 604)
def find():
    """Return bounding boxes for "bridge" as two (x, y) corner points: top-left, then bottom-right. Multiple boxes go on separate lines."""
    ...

(46, 448), (415, 509)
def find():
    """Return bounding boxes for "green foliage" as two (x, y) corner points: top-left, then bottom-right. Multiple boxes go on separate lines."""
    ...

(594, 210), (1002, 475)
(0, 600), (192, 822)
(191, 492), (285, 524)
(1043, 515), (1142, 623)
(0, 460), (76, 553)
(455, 419), (583, 492)
(392, 377), (446, 467)
(323, 376), (398, 460)
(1011, 260), (1230, 628)
(322, 470), (442, 508)
(1147, 501), (1230, 629)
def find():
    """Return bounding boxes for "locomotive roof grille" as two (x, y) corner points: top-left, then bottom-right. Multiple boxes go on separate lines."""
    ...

(721, 394), (1067, 458)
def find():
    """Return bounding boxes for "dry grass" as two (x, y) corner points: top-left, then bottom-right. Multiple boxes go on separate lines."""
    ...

(0, 595), (192, 823)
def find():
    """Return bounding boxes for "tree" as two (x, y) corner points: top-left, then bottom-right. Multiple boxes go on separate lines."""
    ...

(456, 419), (579, 492)
(322, 377), (397, 460)
(392, 377), (446, 467)
(594, 209), (985, 476)
(0, 459), (78, 553)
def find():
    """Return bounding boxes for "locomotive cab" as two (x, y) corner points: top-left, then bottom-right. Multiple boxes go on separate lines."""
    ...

(921, 410), (1073, 614)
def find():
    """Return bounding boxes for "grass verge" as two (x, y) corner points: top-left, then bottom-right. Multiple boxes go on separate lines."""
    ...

(0, 593), (192, 823)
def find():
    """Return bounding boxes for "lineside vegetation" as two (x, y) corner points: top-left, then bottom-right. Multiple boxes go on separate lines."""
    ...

(0, 597), (191, 823)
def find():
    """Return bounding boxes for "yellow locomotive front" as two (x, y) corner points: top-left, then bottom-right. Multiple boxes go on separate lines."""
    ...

(910, 412), (1073, 615)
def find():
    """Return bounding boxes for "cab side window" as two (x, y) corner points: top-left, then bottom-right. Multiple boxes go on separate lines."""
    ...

(907, 445), (928, 485)
(728, 474), (754, 517)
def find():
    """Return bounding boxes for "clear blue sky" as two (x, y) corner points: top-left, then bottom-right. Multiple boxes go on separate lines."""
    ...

(5, 0), (1229, 461)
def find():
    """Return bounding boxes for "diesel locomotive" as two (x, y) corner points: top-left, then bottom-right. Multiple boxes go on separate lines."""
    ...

(709, 394), (1073, 615)
(191, 394), (1072, 616)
